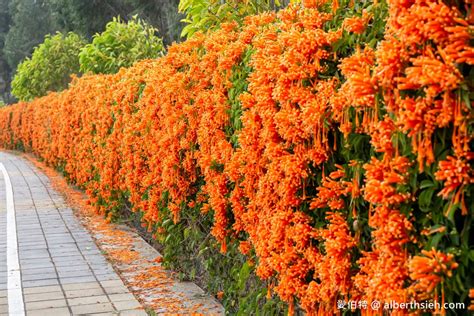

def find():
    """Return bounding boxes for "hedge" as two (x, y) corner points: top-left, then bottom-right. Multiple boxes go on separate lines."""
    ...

(0, 0), (473, 314)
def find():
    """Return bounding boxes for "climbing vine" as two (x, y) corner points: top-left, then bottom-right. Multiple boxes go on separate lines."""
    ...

(1, 0), (473, 314)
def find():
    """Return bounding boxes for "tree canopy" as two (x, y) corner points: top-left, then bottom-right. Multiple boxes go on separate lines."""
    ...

(79, 17), (164, 74)
(11, 32), (86, 101)
(0, 0), (183, 103)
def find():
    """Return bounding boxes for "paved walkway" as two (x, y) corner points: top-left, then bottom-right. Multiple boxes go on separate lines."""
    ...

(0, 152), (146, 316)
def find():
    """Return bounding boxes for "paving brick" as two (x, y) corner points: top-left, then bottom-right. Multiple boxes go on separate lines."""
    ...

(103, 286), (129, 295)
(65, 288), (106, 299)
(54, 260), (88, 268)
(19, 245), (48, 252)
(49, 250), (81, 257)
(96, 274), (120, 281)
(21, 261), (54, 270)
(24, 285), (62, 294)
(58, 270), (94, 278)
(108, 293), (136, 303)
(23, 278), (60, 288)
(118, 309), (147, 316)
(25, 291), (65, 302)
(23, 272), (59, 281)
(27, 307), (70, 316)
(70, 303), (115, 314)
(67, 295), (110, 306)
(100, 280), (125, 288)
(91, 269), (116, 276)
(20, 258), (53, 265)
(53, 255), (84, 263)
(22, 267), (57, 276)
(113, 300), (142, 311)
(62, 281), (101, 291)
(61, 275), (97, 284)
(25, 298), (67, 310)
(53, 261), (89, 269)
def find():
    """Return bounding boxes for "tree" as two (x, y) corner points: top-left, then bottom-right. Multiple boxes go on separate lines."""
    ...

(11, 32), (86, 101)
(48, 0), (131, 38)
(79, 16), (164, 74)
(3, 0), (59, 70)
(48, 0), (184, 45)
(126, 0), (184, 45)
(0, 0), (12, 103)
(2, 0), (182, 102)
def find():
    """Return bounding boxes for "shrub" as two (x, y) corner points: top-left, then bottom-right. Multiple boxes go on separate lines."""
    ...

(11, 32), (85, 101)
(79, 16), (164, 74)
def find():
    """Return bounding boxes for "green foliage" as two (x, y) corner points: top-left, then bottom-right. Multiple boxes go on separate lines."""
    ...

(225, 48), (253, 148)
(48, 0), (129, 38)
(79, 16), (164, 74)
(125, 0), (184, 45)
(0, 0), (11, 69)
(3, 0), (59, 70)
(0, 0), (10, 103)
(178, 0), (288, 38)
(11, 32), (85, 101)
(1, 0), (182, 102)
(0, 0), (10, 45)
(48, 0), (183, 44)
(156, 202), (288, 315)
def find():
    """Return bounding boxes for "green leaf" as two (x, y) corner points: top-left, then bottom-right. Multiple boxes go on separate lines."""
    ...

(428, 232), (444, 248)
(419, 188), (434, 212)
(420, 180), (435, 189)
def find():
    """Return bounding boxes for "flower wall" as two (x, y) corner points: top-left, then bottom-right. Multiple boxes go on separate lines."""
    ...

(1, 0), (473, 314)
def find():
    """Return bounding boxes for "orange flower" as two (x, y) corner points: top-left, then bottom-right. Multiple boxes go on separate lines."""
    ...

(370, 115), (396, 156)
(409, 248), (458, 299)
(238, 240), (252, 255)
(469, 289), (474, 311)
(363, 156), (411, 206)
(343, 10), (372, 34)
(435, 155), (472, 200)
(310, 166), (353, 211)
(435, 155), (473, 215)
(217, 291), (224, 300)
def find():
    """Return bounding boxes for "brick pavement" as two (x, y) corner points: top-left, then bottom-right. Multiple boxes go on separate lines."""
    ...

(0, 152), (147, 316)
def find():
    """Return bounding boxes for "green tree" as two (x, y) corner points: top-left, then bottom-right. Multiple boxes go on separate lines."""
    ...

(48, 0), (131, 38)
(178, 0), (289, 38)
(11, 32), (86, 101)
(0, 0), (12, 103)
(48, 0), (184, 45)
(3, 0), (59, 69)
(1, 0), (183, 102)
(126, 0), (184, 45)
(79, 16), (164, 74)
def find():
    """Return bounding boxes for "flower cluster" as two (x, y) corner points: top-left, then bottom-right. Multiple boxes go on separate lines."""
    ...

(409, 248), (459, 299)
